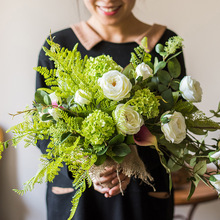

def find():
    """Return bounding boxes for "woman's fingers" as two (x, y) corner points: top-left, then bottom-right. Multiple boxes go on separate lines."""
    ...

(92, 167), (131, 197)
(111, 172), (127, 185)
(109, 176), (130, 197)
(93, 182), (110, 194)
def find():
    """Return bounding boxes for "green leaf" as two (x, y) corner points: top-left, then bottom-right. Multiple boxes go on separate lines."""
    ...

(193, 160), (207, 175)
(111, 156), (125, 164)
(136, 76), (143, 83)
(122, 63), (135, 79)
(155, 44), (164, 53)
(172, 91), (180, 104)
(125, 135), (135, 145)
(167, 57), (181, 78)
(158, 84), (168, 93)
(167, 158), (182, 172)
(44, 95), (52, 106)
(60, 132), (72, 144)
(96, 145), (109, 156)
(161, 89), (174, 110)
(41, 114), (53, 121)
(112, 143), (131, 157)
(157, 70), (171, 85)
(187, 127), (207, 135)
(187, 181), (195, 200)
(108, 134), (125, 146)
(35, 90), (48, 105)
(170, 80), (180, 91)
(209, 175), (217, 182)
(154, 61), (166, 74)
(95, 154), (107, 166)
(186, 144), (198, 152)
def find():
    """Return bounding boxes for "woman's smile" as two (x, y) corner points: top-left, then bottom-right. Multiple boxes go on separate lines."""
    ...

(97, 6), (121, 16)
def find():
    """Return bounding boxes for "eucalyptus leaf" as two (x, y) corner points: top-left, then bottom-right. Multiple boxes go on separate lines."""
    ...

(187, 182), (195, 200)
(125, 135), (135, 145)
(193, 160), (207, 175)
(167, 57), (181, 78)
(154, 61), (166, 74)
(35, 90), (48, 105)
(155, 44), (164, 53)
(108, 134), (125, 146)
(122, 63), (135, 79)
(158, 84), (168, 93)
(170, 80), (180, 91)
(95, 154), (107, 166)
(167, 158), (182, 172)
(44, 95), (52, 106)
(112, 156), (125, 164)
(157, 70), (171, 85)
(112, 143), (131, 157)
(161, 89), (174, 110)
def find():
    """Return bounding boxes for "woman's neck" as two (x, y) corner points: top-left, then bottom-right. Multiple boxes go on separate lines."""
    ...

(87, 14), (150, 43)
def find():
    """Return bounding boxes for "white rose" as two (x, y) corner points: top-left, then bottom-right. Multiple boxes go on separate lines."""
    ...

(210, 174), (220, 193)
(98, 70), (132, 101)
(161, 111), (186, 144)
(74, 89), (91, 106)
(113, 104), (144, 135)
(135, 62), (153, 81)
(179, 76), (202, 102)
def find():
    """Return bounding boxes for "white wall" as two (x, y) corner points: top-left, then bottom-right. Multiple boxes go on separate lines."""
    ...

(0, 0), (219, 220)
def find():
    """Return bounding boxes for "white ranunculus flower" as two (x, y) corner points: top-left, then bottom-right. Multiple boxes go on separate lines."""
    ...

(135, 62), (153, 81)
(179, 76), (202, 102)
(113, 104), (144, 135)
(161, 111), (186, 144)
(74, 89), (91, 106)
(98, 70), (132, 101)
(210, 174), (220, 193)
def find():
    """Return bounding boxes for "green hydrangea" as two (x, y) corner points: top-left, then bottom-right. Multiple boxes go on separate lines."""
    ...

(84, 55), (123, 82)
(128, 88), (160, 119)
(81, 110), (115, 145)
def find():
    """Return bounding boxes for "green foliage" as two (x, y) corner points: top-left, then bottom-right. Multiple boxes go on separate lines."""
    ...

(130, 44), (152, 68)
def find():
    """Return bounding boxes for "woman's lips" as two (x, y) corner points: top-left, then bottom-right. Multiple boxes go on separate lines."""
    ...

(98, 6), (121, 16)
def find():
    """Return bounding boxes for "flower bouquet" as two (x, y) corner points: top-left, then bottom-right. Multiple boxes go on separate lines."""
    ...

(1, 36), (220, 219)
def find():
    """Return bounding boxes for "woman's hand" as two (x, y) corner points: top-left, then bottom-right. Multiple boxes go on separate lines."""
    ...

(93, 166), (130, 198)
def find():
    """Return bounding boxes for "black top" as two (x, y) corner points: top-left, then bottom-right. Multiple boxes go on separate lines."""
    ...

(36, 27), (186, 220)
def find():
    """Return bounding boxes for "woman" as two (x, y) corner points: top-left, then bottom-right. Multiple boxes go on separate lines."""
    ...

(36, 0), (186, 219)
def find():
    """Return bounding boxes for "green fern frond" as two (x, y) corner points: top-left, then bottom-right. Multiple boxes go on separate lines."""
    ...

(13, 160), (49, 195)
(60, 111), (83, 133)
(130, 45), (151, 68)
(99, 99), (118, 113)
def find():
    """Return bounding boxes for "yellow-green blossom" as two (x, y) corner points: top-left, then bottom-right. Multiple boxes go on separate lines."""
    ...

(84, 55), (123, 82)
(81, 110), (115, 145)
(128, 88), (160, 119)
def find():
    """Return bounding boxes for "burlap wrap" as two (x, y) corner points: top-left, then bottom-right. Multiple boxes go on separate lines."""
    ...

(89, 145), (155, 191)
